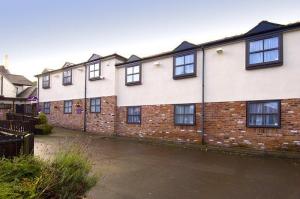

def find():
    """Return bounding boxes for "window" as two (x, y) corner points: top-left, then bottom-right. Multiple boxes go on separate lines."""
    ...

(174, 104), (195, 125)
(173, 52), (196, 79)
(43, 102), (50, 114)
(89, 63), (100, 80)
(25, 105), (32, 115)
(63, 69), (72, 85)
(247, 100), (280, 128)
(0, 104), (12, 109)
(64, 100), (72, 114)
(90, 98), (101, 113)
(42, 75), (50, 88)
(126, 65), (141, 85)
(127, 106), (141, 124)
(246, 34), (283, 69)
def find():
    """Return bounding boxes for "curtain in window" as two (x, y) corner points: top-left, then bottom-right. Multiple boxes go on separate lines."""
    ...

(175, 54), (195, 76)
(126, 66), (140, 83)
(264, 50), (279, 62)
(175, 105), (195, 125)
(249, 40), (263, 52)
(128, 107), (141, 123)
(264, 37), (278, 49)
(250, 53), (263, 64)
(249, 52), (263, 64)
(249, 36), (279, 65)
(175, 66), (184, 75)
(248, 101), (279, 127)
(175, 57), (184, 65)
(185, 54), (194, 64)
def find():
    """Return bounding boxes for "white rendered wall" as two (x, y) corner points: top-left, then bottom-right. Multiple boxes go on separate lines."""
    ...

(205, 29), (300, 102)
(116, 51), (203, 106)
(38, 65), (85, 102)
(39, 58), (121, 102)
(86, 59), (118, 98)
(3, 76), (17, 98)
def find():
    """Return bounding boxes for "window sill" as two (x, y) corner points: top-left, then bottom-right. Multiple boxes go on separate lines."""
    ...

(127, 122), (141, 125)
(174, 123), (196, 126)
(173, 73), (196, 80)
(126, 81), (142, 86)
(246, 125), (281, 129)
(63, 112), (72, 114)
(42, 86), (50, 89)
(63, 83), (72, 86)
(89, 77), (104, 81)
(246, 61), (283, 70)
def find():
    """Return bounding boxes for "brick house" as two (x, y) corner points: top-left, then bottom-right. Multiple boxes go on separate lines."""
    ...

(36, 21), (300, 151)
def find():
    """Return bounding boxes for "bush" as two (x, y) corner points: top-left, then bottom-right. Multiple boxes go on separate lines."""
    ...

(38, 112), (48, 124)
(35, 124), (53, 135)
(35, 112), (53, 135)
(0, 150), (98, 199)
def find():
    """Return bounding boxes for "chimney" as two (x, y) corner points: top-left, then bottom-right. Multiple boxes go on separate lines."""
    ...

(3, 54), (9, 68)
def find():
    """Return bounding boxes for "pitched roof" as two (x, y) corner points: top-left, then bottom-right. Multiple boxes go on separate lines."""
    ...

(42, 68), (54, 74)
(17, 86), (37, 98)
(5, 74), (32, 86)
(0, 66), (9, 74)
(35, 53), (127, 77)
(127, 55), (141, 62)
(62, 62), (74, 68)
(88, 54), (101, 61)
(173, 41), (197, 52)
(116, 21), (300, 66)
(246, 21), (284, 35)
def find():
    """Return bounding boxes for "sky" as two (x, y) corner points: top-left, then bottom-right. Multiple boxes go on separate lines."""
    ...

(0, 0), (299, 80)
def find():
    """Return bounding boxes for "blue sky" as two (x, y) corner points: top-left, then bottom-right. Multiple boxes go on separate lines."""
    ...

(0, 0), (299, 80)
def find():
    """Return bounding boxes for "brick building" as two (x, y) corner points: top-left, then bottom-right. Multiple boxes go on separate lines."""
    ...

(36, 21), (300, 151)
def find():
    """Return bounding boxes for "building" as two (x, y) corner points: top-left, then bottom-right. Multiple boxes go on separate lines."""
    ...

(0, 66), (37, 118)
(36, 21), (300, 151)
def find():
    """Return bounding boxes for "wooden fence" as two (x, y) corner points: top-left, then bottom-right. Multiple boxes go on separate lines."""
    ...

(0, 120), (37, 134)
(0, 119), (36, 158)
(6, 113), (39, 123)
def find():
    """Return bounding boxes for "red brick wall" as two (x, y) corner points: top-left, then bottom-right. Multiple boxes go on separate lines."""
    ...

(42, 97), (300, 151)
(86, 96), (117, 135)
(205, 99), (300, 151)
(42, 96), (117, 134)
(116, 104), (202, 144)
(44, 99), (84, 131)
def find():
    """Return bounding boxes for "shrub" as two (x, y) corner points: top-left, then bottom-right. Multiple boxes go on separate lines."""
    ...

(35, 112), (53, 135)
(38, 112), (48, 124)
(0, 150), (98, 199)
(35, 124), (53, 135)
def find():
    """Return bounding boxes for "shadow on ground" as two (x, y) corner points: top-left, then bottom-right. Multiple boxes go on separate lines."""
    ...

(35, 128), (300, 199)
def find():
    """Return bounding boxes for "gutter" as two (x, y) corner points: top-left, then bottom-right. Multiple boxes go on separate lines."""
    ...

(37, 77), (39, 114)
(201, 48), (206, 145)
(83, 64), (87, 132)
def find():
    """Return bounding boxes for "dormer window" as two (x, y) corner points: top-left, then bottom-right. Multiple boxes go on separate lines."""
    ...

(246, 34), (283, 69)
(63, 69), (72, 85)
(173, 52), (196, 79)
(42, 74), (50, 89)
(126, 65), (141, 86)
(89, 63), (100, 80)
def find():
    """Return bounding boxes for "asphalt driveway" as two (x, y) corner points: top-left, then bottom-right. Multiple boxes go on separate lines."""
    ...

(35, 128), (300, 199)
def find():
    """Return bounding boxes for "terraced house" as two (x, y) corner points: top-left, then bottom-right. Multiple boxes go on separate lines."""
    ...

(36, 21), (300, 151)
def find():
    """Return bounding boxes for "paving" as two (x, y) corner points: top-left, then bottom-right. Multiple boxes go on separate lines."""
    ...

(35, 128), (300, 199)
